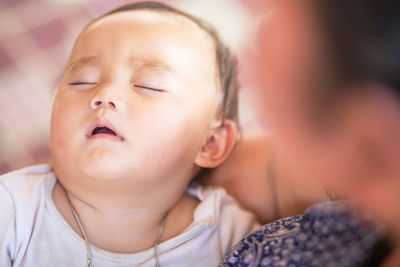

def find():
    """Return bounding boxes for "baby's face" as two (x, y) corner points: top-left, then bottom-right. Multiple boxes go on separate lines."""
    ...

(50, 10), (220, 186)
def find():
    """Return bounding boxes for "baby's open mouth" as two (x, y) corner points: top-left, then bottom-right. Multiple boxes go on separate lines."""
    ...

(92, 126), (117, 136)
(86, 119), (124, 141)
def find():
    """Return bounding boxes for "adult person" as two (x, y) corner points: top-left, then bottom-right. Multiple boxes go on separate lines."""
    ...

(215, 0), (400, 266)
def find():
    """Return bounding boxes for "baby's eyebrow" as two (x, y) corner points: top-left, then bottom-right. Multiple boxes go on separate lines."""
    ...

(67, 56), (100, 73)
(65, 55), (174, 74)
(130, 56), (173, 73)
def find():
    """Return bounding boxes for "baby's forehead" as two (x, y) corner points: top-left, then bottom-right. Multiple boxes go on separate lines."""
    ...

(69, 9), (219, 85)
(74, 10), (217, 70)
(87, 10), (212, 43)
(65, 9), (220, 93)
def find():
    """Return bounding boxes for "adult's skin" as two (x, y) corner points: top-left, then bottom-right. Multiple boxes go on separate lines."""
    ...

(210, 0), (400, 265)
(203, 132), (329, 224)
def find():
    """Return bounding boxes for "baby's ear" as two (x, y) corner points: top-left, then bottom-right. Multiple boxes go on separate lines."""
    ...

(195, 119), (238, 168)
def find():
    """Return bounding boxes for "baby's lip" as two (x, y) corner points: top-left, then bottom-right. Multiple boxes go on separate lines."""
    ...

(86, 118), (124, 141)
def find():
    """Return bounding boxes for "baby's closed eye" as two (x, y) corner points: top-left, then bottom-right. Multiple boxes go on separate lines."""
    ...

(69, 81), (97, 85)
(133, 84), (165, 92)
(68, 81), (97, 90)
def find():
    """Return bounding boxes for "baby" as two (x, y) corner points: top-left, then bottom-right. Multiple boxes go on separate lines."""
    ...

(0, 2), (258, 267)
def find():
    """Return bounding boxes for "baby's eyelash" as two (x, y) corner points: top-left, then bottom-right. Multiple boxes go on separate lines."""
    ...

(69, 82), (97, 86)
(133, 84), (164, 92)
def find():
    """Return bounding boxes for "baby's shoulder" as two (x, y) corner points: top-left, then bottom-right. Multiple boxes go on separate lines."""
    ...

(191, 183), (260, 234)
(0, 164), (56, 204)
(0, 165), (57, 262)
(192, 184), (255, 221)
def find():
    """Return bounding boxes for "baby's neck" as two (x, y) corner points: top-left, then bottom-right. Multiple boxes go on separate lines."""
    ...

(52, 181), (199, 253)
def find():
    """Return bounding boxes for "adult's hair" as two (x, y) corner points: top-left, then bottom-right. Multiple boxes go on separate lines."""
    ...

(311, 0), (400, 103)
(96, 1), (239, 124)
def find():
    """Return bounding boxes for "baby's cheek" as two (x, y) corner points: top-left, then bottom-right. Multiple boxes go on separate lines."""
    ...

(50, 126), (69, 156)
(52, 133), (67, 151)
(50, 109), (73, 152)
(152, 108), (204, 149)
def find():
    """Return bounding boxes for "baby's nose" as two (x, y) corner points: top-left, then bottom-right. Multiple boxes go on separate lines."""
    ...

(89, 84), (127, 112)
(91, 99), (116, 109)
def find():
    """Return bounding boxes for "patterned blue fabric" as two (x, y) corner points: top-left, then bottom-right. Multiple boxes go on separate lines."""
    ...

(220, 201), (386, 267)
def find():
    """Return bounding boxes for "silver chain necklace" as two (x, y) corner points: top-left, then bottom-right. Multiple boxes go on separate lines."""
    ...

(64, 187), (168, 267)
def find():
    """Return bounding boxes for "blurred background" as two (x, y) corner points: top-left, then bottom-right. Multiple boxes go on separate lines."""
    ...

(0, 0), (265, 174)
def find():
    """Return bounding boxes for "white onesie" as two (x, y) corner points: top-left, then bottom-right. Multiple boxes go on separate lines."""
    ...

(0, 165), (259, 266)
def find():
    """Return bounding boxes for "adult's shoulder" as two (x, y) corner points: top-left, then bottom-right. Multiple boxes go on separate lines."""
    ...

(220, 201), (386, 267)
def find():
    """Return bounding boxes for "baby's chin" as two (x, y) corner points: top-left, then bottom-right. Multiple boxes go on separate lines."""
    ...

(53, 150), (132, 180)
(78, 155), (135, 179)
